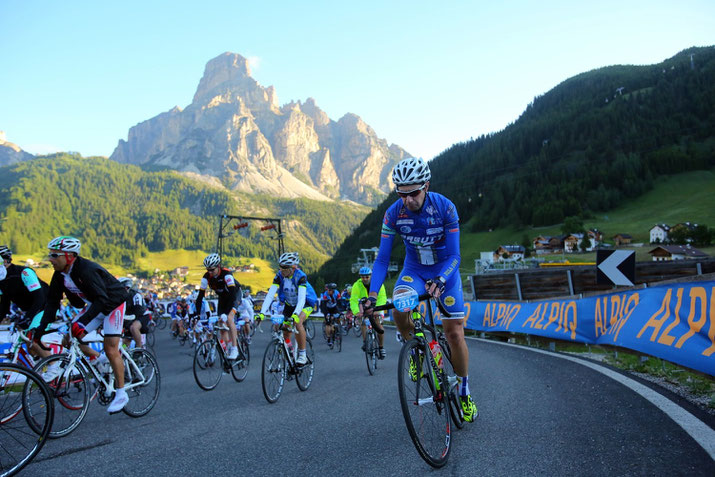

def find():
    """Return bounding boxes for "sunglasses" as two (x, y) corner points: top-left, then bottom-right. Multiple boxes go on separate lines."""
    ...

(360, 275), (371, 279)
(48, 252), (63, 259)
(206, 267), (217, 272)
(396, 184), (426, 198)
(279, 265), (292, 270)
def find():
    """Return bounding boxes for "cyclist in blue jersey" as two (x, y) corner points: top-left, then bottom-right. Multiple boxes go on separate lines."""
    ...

(320, 283), (341, 348)
(257, 252), (317, 365)
(362, 157), (478, 422)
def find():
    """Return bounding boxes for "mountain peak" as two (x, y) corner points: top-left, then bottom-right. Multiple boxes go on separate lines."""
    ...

(192, 52), (255, 103)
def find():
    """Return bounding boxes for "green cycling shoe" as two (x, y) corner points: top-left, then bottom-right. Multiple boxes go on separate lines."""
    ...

(460, 394), (478, 422)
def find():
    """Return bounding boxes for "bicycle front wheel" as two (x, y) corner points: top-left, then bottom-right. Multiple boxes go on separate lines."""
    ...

(193, 341), (222, 391)
(303, 319), (315, 340)
(123, 349), (161, 417)
(33, 354), (90, 438)
(156, 316), (167, 330)
(365, 333), (377, 376)
(261, 340), (285, 403)
(335, 329), (342, 352)
(231, 338), (250, 382)
(296, 339), (315, 391)
(0, 363), (53, 477)
(352, 319), (362, 337)
(397, 340), (451, 468)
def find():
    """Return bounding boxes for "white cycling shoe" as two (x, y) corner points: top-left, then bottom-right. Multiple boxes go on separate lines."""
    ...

(108, 389), (129, 414)
(227, 346), (239, 360)
(42, 363), (62, 382)
(296, 353), (308, 365)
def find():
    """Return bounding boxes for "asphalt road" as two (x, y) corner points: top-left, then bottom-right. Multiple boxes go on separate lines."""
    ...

(23, 321), (715, 476)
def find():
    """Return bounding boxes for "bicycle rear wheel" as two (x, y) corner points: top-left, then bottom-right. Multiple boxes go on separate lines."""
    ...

(0, 363), (53, 477)
(33, 354), (90, 438)
(296, 340), (315, 391)
(365, 333), (377, 376)
(397, 340), (451, 468)
(231, 338), (250, 382)
(335, 328), (342, 352)
(123, 349), (161, 417)
(438, 336), (464, 429)
(193, 341), (222, 391)
(261, 340), (285, 403)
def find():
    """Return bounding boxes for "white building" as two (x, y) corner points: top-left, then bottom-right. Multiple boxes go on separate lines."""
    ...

(649, 224), (670, 244)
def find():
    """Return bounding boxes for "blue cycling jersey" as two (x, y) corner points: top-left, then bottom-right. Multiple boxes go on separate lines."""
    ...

(371, 192), (461, 294)
(271, 268), (317, 307)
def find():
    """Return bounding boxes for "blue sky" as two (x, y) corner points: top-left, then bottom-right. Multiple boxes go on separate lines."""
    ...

(1, 1), (713, 160)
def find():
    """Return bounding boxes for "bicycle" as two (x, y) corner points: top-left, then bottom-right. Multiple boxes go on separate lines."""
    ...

(0, 362), (54, 477)
(192, 324), (250, 391)
(261, 316), (315, 403)
(363, 317), (379, 376)
(33, 327), (161, 437)
(302, 318), (315, 340)
(371, 291), (465, 468)
(351, 313), (362, 337)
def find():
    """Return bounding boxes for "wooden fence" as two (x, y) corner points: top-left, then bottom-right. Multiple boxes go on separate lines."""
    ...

(468, 258), (715, 301)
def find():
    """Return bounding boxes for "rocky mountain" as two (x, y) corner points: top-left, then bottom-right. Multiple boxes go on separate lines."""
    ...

(111, 52), (409, 205)
(0, 132), (34, 166)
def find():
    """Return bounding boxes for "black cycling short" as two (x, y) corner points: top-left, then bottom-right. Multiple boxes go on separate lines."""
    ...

(123, 312), (150, 338)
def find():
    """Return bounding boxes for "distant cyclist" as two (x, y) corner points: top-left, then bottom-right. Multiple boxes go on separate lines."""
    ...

(0, 245), (52, 359)
(320, 283), (341, 348)
(361, 157), (478, 422)
(350, 267), (387, 357)
(34, 236), (131, 414)
(193, 253), (241, 360)
(257, 252), (317, 365)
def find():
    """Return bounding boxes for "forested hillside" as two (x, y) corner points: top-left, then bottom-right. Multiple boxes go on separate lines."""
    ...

(0, 154), (368, 272)
(317, 46), (715, 285)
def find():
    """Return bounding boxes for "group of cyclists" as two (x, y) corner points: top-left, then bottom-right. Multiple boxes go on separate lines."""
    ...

(1, 156), (477, 472)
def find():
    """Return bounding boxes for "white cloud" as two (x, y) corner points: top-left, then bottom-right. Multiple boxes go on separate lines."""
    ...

(247, 56), (261, 71)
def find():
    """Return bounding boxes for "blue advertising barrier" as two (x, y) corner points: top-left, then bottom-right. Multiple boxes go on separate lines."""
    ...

(429, 280), (715, 376)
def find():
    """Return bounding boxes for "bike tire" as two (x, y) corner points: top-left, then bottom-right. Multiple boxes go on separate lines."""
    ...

(261, 340), (285, 403)
(365, 333), (376, 376)
(296, 339), (315, 391)
(397, 340), (451, 468)
(437, 336), (464, 430)
(0, 363), (53, 477)
(156, 316), (167, 330)
(231, 338), (250, 382)
(146, 331), (156, 349)
(32, 354), (90, 438)
(304, 319), (315, 340)
(193, 341), (222, 391)
(123, 349), (161, 417)
(336, 329), (342, 352)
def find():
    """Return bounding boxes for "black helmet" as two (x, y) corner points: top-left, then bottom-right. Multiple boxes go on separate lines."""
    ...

(0, 245), (11, 260)
(327, 283), (338, 290)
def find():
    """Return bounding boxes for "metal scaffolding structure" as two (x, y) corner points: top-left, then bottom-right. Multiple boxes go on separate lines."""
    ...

(216, 214), (284, 261)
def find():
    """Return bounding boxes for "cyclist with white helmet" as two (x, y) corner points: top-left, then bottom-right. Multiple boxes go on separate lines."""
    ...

(361, 157), (478, 422)
(257, 252), (317, 365)
(193, 253), (241, 360)
(0, 245), (52, 359)
(349, 266), (387, 355)
(34, 236), (132, 414)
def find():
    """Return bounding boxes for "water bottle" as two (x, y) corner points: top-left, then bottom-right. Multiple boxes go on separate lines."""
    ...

(429, 340), (443, 369)
(220, 339), (226, 351)
(285, 338), (294, 359)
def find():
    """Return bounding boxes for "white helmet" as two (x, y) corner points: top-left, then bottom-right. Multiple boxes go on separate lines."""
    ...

(48, 236), (81, 254)
(278, 252), (299, 267)
(392, 157), (431, 186)
(118, 277), (133, 288)
(203, 253), (221, 269)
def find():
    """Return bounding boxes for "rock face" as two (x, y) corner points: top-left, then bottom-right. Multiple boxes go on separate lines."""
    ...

(111, 52), (409, 204)
(0, 132), (34, 167)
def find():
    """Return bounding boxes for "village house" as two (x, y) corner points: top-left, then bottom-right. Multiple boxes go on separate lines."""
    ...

(649, 224), (670, 243)
(588, 228), (603, 244)
(563, 234), (586, 253)
(532, 235), (565, 254)
(612, 233), (632, 247)
(494, 245), (526, 261)
(648, 245), (708, 261)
